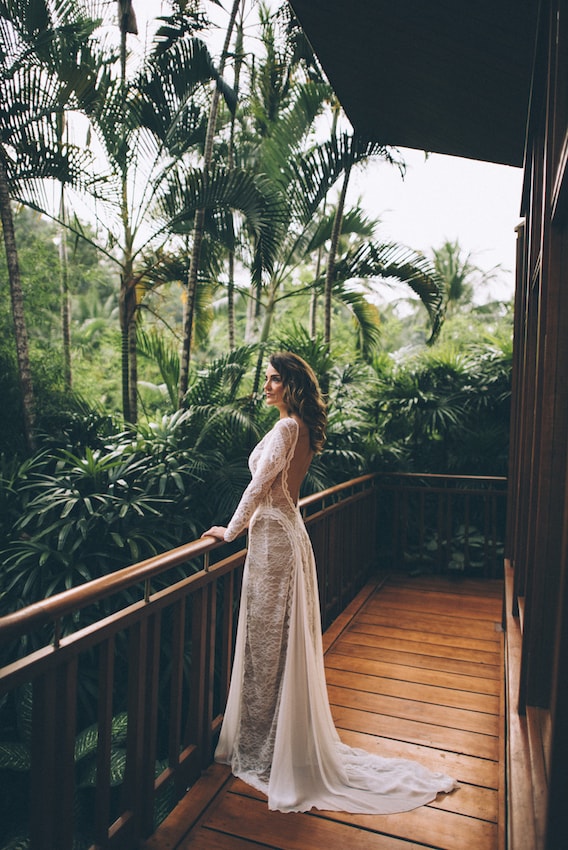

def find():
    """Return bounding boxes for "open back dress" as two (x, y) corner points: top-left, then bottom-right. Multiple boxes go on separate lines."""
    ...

(215, 416), (458, 813)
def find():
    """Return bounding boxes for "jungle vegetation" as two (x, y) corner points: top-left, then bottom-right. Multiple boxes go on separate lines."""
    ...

(0, 4), (514, 846)
(0, 0), (513, 606)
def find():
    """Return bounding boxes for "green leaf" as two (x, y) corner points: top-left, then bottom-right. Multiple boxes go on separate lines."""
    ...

(60, 499), (77, 518)
(0, 742), (31, 771)
(77, 747), (127, 788)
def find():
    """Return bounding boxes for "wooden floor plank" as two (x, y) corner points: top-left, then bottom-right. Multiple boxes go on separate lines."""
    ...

(181, 828), (267, 849)
(207, 791), (430, 850)
(325, 651), (501, 695)
(367, 590), (502, 620)
(332, 639), (502, 679)
(325, 664), (500, 713)
(350, 619), (501, 654)
(384, 575), (504, 598)
(328, 685), (499, 738)
(339, 628), (500, 666)
(338, 728), (499, 789)
(327, 683), (499, 735)
(356, 610), (503, 642)
(228, 783), (498, 850)
(315, 801), (499, 850)
(331, 704), (499, 760)
(147, 574), (505, 850)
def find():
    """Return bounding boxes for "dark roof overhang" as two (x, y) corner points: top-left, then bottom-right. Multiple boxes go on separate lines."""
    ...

(288, 0), (539, 167)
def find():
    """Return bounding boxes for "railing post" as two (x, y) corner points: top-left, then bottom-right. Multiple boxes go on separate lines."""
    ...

(122, 619), (149, 847)
(141, 612), (163, 836)
(30, 659), (78, 850)
(94, 636), (115, 847)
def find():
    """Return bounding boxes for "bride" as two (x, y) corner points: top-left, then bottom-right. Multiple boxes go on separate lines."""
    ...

(202, 351), (458, 814)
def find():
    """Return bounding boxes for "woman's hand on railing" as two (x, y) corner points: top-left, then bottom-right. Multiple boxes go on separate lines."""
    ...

(201, 526), (227, 541)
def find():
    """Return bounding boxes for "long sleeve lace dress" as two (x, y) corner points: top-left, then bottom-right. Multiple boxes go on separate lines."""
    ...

(214, 416), (458, 813)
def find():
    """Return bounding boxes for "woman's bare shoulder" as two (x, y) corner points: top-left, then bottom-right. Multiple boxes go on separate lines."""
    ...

(275, 416), (300, 432)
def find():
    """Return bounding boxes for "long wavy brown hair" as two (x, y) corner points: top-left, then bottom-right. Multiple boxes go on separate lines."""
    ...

(269, 352), (327, 453)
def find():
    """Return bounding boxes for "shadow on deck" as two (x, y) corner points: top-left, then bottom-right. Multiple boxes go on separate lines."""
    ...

(143, 573), (505, 850)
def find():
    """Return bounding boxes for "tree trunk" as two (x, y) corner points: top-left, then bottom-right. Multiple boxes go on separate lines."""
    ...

(117, 0), (138, 423)
(244, 282), (259, 342)
(259, 280), (277, 344)
(59, 187), (72, 389)
(310, 184), (328, 339)
(226, 11), (244, 352)
(119, 272), (131, 422)
(251, 279), (277, 396)
(0, 157), (36, 450)
(310, 241), (325, 338)
(309, 288), (317, 338)
(179, 0), (241, 404)
(119, 255), (138, 424)
(324, 159), (352, 348)
(128, 302), (138, 423)
(228, 250), (235, 350)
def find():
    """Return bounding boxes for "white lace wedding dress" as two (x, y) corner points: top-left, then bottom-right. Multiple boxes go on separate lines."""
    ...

(215, 417), (458, 813)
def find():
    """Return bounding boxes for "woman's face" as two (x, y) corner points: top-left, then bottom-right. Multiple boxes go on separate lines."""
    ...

(264, 364), (286, 412)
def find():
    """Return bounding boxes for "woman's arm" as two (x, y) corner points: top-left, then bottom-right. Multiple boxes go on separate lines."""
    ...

(202, 418), (298, 543)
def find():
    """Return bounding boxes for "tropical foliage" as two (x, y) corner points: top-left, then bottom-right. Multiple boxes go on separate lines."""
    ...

(0, 5), (514, 846)
(1, 0), (448, 439)
(370, 334), (512, 474)
(0, 0), (513, 577)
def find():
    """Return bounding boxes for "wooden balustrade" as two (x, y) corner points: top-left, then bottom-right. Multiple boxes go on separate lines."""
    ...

(0, 474), (378, 850)
(0, 471), (508, 850)
(375, 472), (508, 579)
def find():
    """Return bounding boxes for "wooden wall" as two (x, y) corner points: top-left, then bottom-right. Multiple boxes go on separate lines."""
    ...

(506, 1), (568, 847)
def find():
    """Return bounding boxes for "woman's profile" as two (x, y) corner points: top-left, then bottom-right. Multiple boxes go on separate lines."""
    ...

(202, 351), (458, 814)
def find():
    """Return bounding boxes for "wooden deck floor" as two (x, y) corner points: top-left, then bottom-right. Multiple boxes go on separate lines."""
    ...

(144, 573), (505, 850)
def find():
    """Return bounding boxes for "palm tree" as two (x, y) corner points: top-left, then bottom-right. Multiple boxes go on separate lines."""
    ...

(0, 0), (98, 449)
(433, 238), (503, 315)
(210, 6), (444, 380)
(178, 0), (242, 402)
(226, 8), (246, 351)
(71, 4), (235, 422)
(253, 128), (444, 362)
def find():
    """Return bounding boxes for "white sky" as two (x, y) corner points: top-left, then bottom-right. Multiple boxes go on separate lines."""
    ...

(347, 148), (523, 301)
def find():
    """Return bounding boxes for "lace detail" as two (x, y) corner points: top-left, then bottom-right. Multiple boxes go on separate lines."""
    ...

(224, 417), (298, 543)
(215, 418), (459, 814)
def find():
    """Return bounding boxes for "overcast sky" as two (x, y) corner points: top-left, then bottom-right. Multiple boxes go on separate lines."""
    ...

(347, 148), (524, 302)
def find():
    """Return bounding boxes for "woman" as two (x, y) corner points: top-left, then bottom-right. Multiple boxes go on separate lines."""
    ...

(202, 352), (457, 814)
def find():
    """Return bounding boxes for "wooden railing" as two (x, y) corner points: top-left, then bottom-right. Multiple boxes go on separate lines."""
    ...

(0, 474), (378, 850)
(375, 472), (508, 579)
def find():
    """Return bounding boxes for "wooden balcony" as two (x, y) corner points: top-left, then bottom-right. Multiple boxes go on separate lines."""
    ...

(0, 474), (506, 850)
(144, 572), (505, 850)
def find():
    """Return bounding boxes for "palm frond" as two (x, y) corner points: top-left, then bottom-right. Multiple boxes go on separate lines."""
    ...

(306, 203), (379, 254)
(259, 79), (333, 174)
(333, 241), (446, 342)
(285, 133), (396, 223)
(139, 36), (222, 156)
(137, 328), (180, 410)
(332, 283), (382, 359)
(184, 345), (256, 407)
(157, 164), (286, 278)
